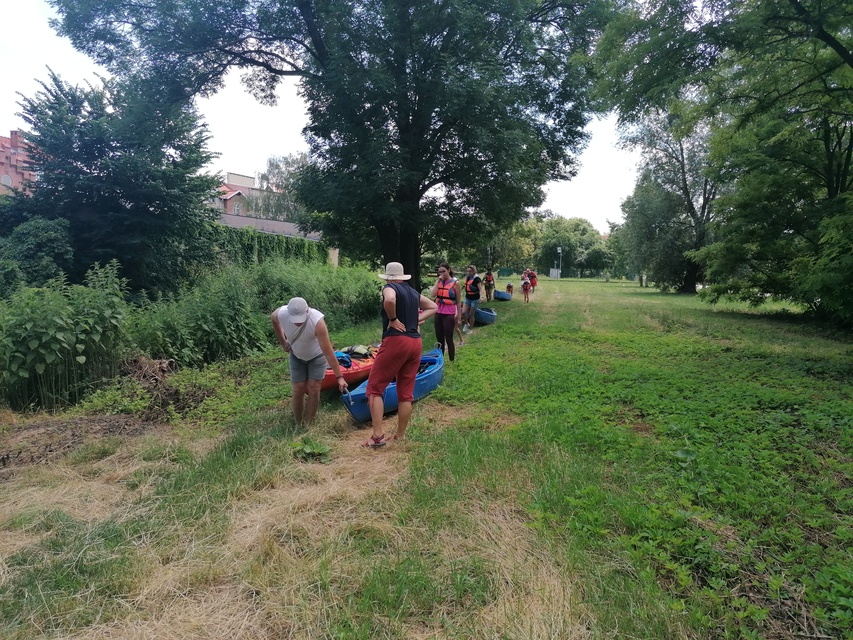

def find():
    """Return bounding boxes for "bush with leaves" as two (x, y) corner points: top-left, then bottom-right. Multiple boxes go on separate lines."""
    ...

(0, 262), (130, 409)
(254, 260), (379, 331)
(129, 265), (267, 367)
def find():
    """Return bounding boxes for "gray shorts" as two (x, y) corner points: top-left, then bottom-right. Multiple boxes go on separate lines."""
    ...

(289, 352), (328, 383)
(464, 298), (480, 311)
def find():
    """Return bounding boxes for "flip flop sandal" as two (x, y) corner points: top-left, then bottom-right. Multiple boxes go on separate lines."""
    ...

(361, 434), (391, 448)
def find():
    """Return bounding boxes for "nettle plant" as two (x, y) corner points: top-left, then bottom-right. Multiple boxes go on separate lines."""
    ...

(0, 262), (130, 409)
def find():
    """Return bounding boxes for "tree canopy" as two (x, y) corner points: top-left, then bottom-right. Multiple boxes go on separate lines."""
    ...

(51, 0), (609, 285)
(596, 0), (853, 323)
(7, 71), (219, 293)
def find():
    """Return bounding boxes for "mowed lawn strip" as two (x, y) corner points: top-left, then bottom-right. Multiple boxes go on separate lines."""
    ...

(1, 280), (850, 639)
(427, 279), (850, 639)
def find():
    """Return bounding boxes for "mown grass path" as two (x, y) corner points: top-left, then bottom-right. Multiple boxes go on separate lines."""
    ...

(1, 279), (851, 639)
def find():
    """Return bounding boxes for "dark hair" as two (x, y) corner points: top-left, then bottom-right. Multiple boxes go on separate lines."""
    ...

(438, 262), (454, 277)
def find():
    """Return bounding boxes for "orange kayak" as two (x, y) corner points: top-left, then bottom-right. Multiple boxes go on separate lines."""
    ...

(320, 346), (378, 391)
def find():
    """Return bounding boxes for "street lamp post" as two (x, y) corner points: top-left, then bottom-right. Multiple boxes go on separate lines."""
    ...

(557, 246), (562, 276)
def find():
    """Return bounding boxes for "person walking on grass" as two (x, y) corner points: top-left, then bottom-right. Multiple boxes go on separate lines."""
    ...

(363, 262), (437, 448)
(430, 262), (462, 362)
(462, 264), (483, 333)
(521, 275), (531, 302)
(272, 297), (349, 427)
(483, 269), (495, 302)
(529, 269), (538, 293)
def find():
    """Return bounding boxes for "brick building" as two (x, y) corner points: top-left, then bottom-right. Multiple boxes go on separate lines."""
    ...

(0, 130), (35, 195)
(210, 172), (322, 242)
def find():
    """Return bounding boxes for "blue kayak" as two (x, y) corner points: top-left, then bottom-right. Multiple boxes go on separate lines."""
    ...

(474, 307), (497, 325)
(342, 348), (445, 422)
(494, 290), (512, 301)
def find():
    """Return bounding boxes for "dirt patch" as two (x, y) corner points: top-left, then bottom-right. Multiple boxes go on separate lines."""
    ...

(0, 414), (162, 481)
(614, 405), (657, 437)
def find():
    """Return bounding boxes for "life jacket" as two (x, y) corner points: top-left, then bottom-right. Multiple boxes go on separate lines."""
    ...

(436, 278), (457, 305)
(484, 273), (494, 286)
(465, 275), (480, 296)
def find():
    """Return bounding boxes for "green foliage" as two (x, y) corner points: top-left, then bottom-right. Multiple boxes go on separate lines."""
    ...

(11, 70), (219, 294)
(75, 378), (152, 416)
(534, 215), (605, 277)
(0, 262), (130, 410)
(248, 153), (309, 221)
(50, 0), (608, 286)
(0, 259), (24, 299)
(598, 0), (853, 322)
(254, 259), (380, 332)
(129, 265), (266, 367)
(0, 217), (74, 286)
(210, 223), (325, 266)
(290, 435), (332, 464)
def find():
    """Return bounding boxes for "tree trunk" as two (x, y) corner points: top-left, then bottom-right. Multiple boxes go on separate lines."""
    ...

(395, 190), (422, 289)
(373, 195), (422, 290)
(678, 259), (702, 294)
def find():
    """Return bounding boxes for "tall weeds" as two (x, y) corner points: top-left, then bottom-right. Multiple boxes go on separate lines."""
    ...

(0, 263), (129, 410)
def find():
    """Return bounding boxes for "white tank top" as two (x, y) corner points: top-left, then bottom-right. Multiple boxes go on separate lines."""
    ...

(276, 307), (325, 361)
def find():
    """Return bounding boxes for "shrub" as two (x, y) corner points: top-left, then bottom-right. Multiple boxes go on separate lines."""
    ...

(129, 265), (267, 367)
(255, 259), (379, 331)
(0, 262), (130, 409)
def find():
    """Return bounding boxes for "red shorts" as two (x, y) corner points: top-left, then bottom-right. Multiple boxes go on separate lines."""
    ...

(365, 336), (423, 402)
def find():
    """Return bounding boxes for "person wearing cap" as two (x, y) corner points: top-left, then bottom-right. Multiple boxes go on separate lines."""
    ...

(362, 262), (437, 448)
(271, 297), (349, 427)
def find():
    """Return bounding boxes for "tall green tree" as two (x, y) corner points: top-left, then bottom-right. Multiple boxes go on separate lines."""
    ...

(596, 0), (853, 323)
(534, 215), (603, 277)
(249, 153), (309, 221)
(10, 71), (219, 293)
(620, 171), (693, 289)
(622, 109), (719, 292)
(51, 0), (608, 285)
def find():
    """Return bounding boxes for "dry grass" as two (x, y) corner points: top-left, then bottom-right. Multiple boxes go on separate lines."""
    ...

(3, 399), (591, 639)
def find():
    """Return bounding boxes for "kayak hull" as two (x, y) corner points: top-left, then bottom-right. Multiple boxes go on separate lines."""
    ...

(342, 348), (444, 422)
(320, 347), (377, 391)
(474, 307), (497, 325)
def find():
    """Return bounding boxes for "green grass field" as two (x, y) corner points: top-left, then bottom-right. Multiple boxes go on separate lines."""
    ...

(1, 279), (850, 639)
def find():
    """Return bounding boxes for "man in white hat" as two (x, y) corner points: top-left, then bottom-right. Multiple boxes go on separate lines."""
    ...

(362, 262), (437, 447)
(271, 297), (349, 427)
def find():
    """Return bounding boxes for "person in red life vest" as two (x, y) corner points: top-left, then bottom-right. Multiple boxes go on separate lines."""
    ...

(521, 276), (531, 302)
(271, 297), (349, 427)
(461, 264), (483, 333)
(429, 263), (462, 361)
(362, 262), (437, 448)
(529, 269), (538, 293)
(483, 269), (496, 302)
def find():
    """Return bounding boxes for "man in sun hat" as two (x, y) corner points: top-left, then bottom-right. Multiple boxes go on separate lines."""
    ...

(362, 262), (437, 448)
(271, 297), (349, 427)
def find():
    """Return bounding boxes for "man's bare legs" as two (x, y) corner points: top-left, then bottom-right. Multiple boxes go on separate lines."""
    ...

(292, 378), (323, 426)
(368, 394), (385, 438)
(396, 401), (413, 440)
(367, 395), (412, 441)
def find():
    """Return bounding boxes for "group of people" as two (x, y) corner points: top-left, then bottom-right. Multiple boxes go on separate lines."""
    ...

(272, 262), (436, 449)
(504, 268), (537, 302)
(429, 263), (491, 363)
(520, 268), (537, 302)
(271, 261), (508, 449)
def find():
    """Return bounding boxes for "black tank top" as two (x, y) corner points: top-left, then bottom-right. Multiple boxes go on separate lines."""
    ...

(382, 282), (421, 338)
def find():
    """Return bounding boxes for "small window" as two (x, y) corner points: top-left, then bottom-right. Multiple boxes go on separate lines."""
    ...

(234, 203), (241, 215)
(1, 175), (12, 187)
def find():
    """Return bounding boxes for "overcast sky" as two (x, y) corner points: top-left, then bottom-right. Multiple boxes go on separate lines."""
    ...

(5, 0), (640, 233)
